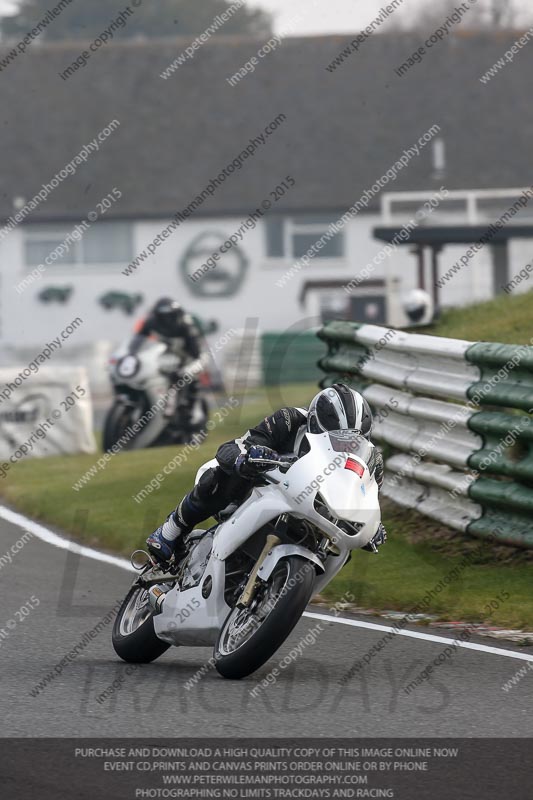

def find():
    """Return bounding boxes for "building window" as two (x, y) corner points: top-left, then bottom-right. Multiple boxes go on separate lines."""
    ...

(24, 222), (133, 268)
(265, 215), (344, 260)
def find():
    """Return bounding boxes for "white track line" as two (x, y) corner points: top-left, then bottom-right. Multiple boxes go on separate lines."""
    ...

(304, 612), (533, 663)
(0, 504), (132, 572)
(1, 503), (532, 664)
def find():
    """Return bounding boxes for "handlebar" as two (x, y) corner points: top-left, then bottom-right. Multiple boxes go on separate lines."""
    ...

(248, 457), (297, 474)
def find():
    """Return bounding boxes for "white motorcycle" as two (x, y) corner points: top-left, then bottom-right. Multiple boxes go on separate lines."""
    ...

(112, 430), (382, 679)
(103, 337), (209, 452)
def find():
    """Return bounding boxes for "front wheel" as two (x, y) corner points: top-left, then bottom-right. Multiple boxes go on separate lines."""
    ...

(103, 399), (143, 452)
(214, 556), (315, 680)
(112, 584), (170, 663)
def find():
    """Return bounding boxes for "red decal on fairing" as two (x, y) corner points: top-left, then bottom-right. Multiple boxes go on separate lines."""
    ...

(345, 457), (364, 477)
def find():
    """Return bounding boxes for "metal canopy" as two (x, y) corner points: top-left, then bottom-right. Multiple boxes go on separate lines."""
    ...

(373, 224), (533, 245)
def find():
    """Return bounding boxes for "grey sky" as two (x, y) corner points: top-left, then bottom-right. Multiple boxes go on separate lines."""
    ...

(248, 0), (392, 34)
(248, 0), (398, 35)
(0, 0), (531, 33)
(0, 0), (390, 27)
(249, 0), (532, 34)
(0, 0), (387, 27)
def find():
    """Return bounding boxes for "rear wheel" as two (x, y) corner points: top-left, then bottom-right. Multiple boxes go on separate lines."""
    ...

(112, 584), (170, 663)
(213, 556), (315, 680)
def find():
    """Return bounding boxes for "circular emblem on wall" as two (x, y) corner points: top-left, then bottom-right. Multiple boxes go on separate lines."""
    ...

(179, 231), (249, 299)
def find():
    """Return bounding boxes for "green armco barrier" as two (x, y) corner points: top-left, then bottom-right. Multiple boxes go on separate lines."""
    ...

(317, 320), (364, 345)
(317, 324), (370, 390)
(317, 322), (370, 389)
(468, 411), (533, 438)
(318, 349), (370, 376)
(469, 478), (533, 514)
(468, 452), (533, 481)
(317, 323), (370, 377)
(317, 321), (533, 548)
(466, 342), (533, 412)
(467, 411), (533, 479)
(466, 341), (533, 371)
(467, 511), (533, 549)
(467, 382), (533, 412)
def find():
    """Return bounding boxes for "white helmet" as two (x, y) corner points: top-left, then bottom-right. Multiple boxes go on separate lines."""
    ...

(402, 289), (433, 325)
(307, 383), (373, 439)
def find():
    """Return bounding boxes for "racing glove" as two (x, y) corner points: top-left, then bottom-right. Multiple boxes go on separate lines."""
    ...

(235, 445), (280, 478)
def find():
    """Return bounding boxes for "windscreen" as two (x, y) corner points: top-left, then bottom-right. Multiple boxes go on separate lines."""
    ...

(328, 430), (374, 467)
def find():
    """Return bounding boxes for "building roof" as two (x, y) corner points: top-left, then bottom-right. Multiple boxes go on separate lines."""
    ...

(1, 31), (531, 223)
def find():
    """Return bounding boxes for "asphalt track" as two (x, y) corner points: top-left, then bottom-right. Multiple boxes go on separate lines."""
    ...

(1, 507), (532, 738)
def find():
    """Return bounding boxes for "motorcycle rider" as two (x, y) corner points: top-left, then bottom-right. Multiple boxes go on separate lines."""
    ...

(146, 383), (386, 564)
(131, 297), (205, 430)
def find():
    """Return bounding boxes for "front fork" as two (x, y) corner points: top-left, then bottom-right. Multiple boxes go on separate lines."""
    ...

(237, 534), (281, 608)
(236, 512), (292, 607)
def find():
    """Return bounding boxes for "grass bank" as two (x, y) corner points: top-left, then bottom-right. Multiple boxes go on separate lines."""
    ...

(421, 290), (533, 344)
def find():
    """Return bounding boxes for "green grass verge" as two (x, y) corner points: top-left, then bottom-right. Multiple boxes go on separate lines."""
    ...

(2, 382), (533, 631)
(420, 290), (533, 344)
